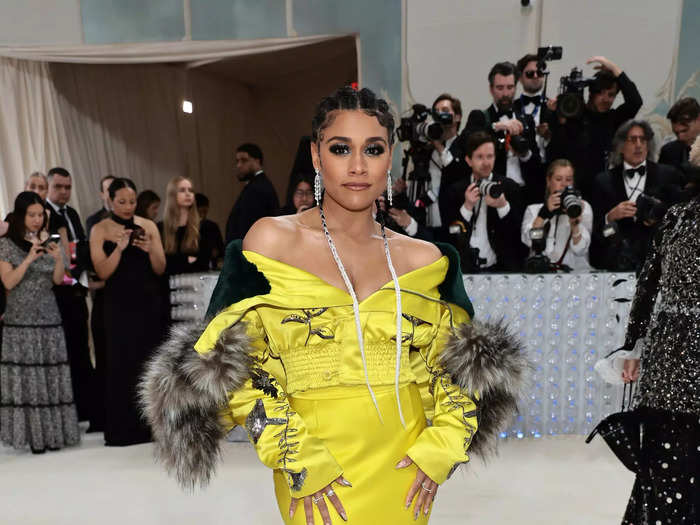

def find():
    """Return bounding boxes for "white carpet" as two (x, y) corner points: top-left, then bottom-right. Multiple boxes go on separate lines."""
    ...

(0, 433), (634, 524)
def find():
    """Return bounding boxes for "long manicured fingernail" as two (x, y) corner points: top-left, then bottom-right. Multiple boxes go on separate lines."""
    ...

(395, 458), (409, 469)
(425, 505), (430, 515)
(414, 510), (419, 521)
(338, 478), (352, 487)
(341, 512), (348, 521)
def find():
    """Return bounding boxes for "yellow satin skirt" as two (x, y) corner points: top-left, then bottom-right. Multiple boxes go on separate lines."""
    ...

(273, 383), (431, 524)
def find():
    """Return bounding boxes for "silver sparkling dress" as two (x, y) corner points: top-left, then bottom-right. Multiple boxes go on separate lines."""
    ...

(621, 197), (700, 524)
(0, 238), (80, 451)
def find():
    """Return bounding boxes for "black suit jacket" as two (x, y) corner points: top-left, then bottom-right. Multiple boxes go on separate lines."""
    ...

(658, 139), (690, 173)
(446, 173), (526, 271)
(590, 161), (680, 270)
(47, 203), (90, 281)
(456, 106), (541, 201)
(86, 207), (110, 238)
(225, 172), (280, 244)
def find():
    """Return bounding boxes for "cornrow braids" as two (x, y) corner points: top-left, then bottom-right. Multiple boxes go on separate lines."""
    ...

(311, 86), (395, 145)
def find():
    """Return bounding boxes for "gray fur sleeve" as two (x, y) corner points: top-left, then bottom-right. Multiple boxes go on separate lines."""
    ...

(138, 321), (254, 489)
(440, 319), (529, 459)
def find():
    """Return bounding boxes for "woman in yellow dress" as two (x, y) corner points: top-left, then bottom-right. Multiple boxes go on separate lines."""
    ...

(140, 87), (526, 524)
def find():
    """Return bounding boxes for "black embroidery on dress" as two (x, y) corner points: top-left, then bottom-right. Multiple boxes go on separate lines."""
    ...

(281, 308), (335, 345)
(391, 313), (432, 344)
(250, 368), (280, 399)
(244, 399), (287, 444)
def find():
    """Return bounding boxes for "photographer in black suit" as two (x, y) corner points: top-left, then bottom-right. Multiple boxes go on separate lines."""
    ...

(590, 120), (681, 272)
(393, 93), (467, 236)
(45, 167), (94, 423)
(446, 131), (525, 272)
(514, 54), (557, 204)
(460, 61), (540, 204)
(659, 97), (700, 174)
(549, 56), (643, 201)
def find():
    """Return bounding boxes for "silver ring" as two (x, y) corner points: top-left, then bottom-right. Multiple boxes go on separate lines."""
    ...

(421, 482), (434, 493)
(326, 489), (335, 497)
(312, 495), (324, 504)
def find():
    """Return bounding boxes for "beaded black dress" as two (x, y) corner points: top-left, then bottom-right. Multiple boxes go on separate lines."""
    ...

(621, 196), (700, 524)
(0, 238), (80, 451)
(102, 216), (166, 446)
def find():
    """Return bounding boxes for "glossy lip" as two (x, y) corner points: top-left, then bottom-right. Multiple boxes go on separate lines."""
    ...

(342, 183), (371, 190)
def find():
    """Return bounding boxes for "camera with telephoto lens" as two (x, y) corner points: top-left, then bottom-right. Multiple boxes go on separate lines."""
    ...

(396, 104), (453, 144)
(558, 186), (583, 218)
(557, 67), (595, 119)
(634, 193), (667, 224)
(478, 179), (504, 199)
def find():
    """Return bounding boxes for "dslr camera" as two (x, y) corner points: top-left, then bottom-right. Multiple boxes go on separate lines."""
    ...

(635, 193), (667, 224)
(557, 68), (596, 119)
(448, 221), (486, 273)
(396, 104), (453, 144)
(558, 186), (583, 218)
(478, 179), (504, 199)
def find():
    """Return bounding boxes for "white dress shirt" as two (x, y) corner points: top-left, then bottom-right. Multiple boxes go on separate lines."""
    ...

(622, 160), (647, 202)
(518, 90), (549, 162)
(521, 201), (593, 271)
(458, 173), (511, 269)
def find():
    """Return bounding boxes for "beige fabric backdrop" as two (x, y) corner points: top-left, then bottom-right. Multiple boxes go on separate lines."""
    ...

(0, 35), (357, 229)
(0, 58), (78, 219)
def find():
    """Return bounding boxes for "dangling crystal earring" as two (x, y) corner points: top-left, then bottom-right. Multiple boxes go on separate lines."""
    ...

(386, 170), (393, 206)
(314, 169), (323, 205)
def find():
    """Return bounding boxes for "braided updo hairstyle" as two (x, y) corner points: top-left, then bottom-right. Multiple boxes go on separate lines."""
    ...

(311, 86), (395, 146)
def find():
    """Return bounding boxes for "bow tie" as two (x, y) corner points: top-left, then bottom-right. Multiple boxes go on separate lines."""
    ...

(521, 95), (541, 106)
(625, 165), (646, 178)
(496, 109), (513, 119)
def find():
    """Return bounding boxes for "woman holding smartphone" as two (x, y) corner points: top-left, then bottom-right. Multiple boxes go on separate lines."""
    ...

(90, 178), (166, 446)
(0, 191), (80, 453)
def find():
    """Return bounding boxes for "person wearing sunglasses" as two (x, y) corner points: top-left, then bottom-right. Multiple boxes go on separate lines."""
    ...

(513, 53), (558, 205)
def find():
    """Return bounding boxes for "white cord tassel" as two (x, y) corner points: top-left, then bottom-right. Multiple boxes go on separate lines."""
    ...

(319, 206), (383, 423)
(380, 223), (406, 428)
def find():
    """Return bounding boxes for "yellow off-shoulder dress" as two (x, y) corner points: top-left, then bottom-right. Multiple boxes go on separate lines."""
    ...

(194, 250), (478, 524)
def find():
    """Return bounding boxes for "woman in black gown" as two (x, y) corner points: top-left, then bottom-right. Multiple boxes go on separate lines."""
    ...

(90, 178), (166, 446)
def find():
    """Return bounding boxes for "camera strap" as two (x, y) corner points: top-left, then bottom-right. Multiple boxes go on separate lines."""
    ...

(555, 232), (572, 266)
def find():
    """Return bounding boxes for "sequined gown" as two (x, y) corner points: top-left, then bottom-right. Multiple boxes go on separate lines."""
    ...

(621, 197), (700, 524)
(0, 238), (80, 451)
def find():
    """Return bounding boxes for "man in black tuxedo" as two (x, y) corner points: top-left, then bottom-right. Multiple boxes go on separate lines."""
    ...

(46, 167), (94, 423)
(225, 143), (279, 244)
(459, 61), (540, 207)
(513, 53), (557, 204)
(590, 120), (681, 272)
(85, 174), (115, 237)
(549, 56), (642, 202)
(446, 131), (526, 272)
(659, 97), (700, 174)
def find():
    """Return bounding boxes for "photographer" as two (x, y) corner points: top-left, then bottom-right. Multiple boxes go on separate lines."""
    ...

(590, 120), (681, 272)
(521, 159), (592, 271)
(446, 131), (525, 272)
(549, 56), (643, 201)
(461, 62), (540, 201)
(514, 54), (557, 204)
(659, 97), (700, 173)
(393, 93), (466, 233)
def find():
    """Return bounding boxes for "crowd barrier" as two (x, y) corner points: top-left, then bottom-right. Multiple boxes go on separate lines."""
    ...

(170, 271), (635, 440)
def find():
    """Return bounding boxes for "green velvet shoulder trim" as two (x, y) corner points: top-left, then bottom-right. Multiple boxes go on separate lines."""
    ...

(435, 242), (475, 319)
(205, 240), (474, 320)
(205, 240), (271, 318)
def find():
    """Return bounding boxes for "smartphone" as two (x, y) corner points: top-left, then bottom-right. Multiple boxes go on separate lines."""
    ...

(129, 225), (146, 244)
(40, 234), (61, 248)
